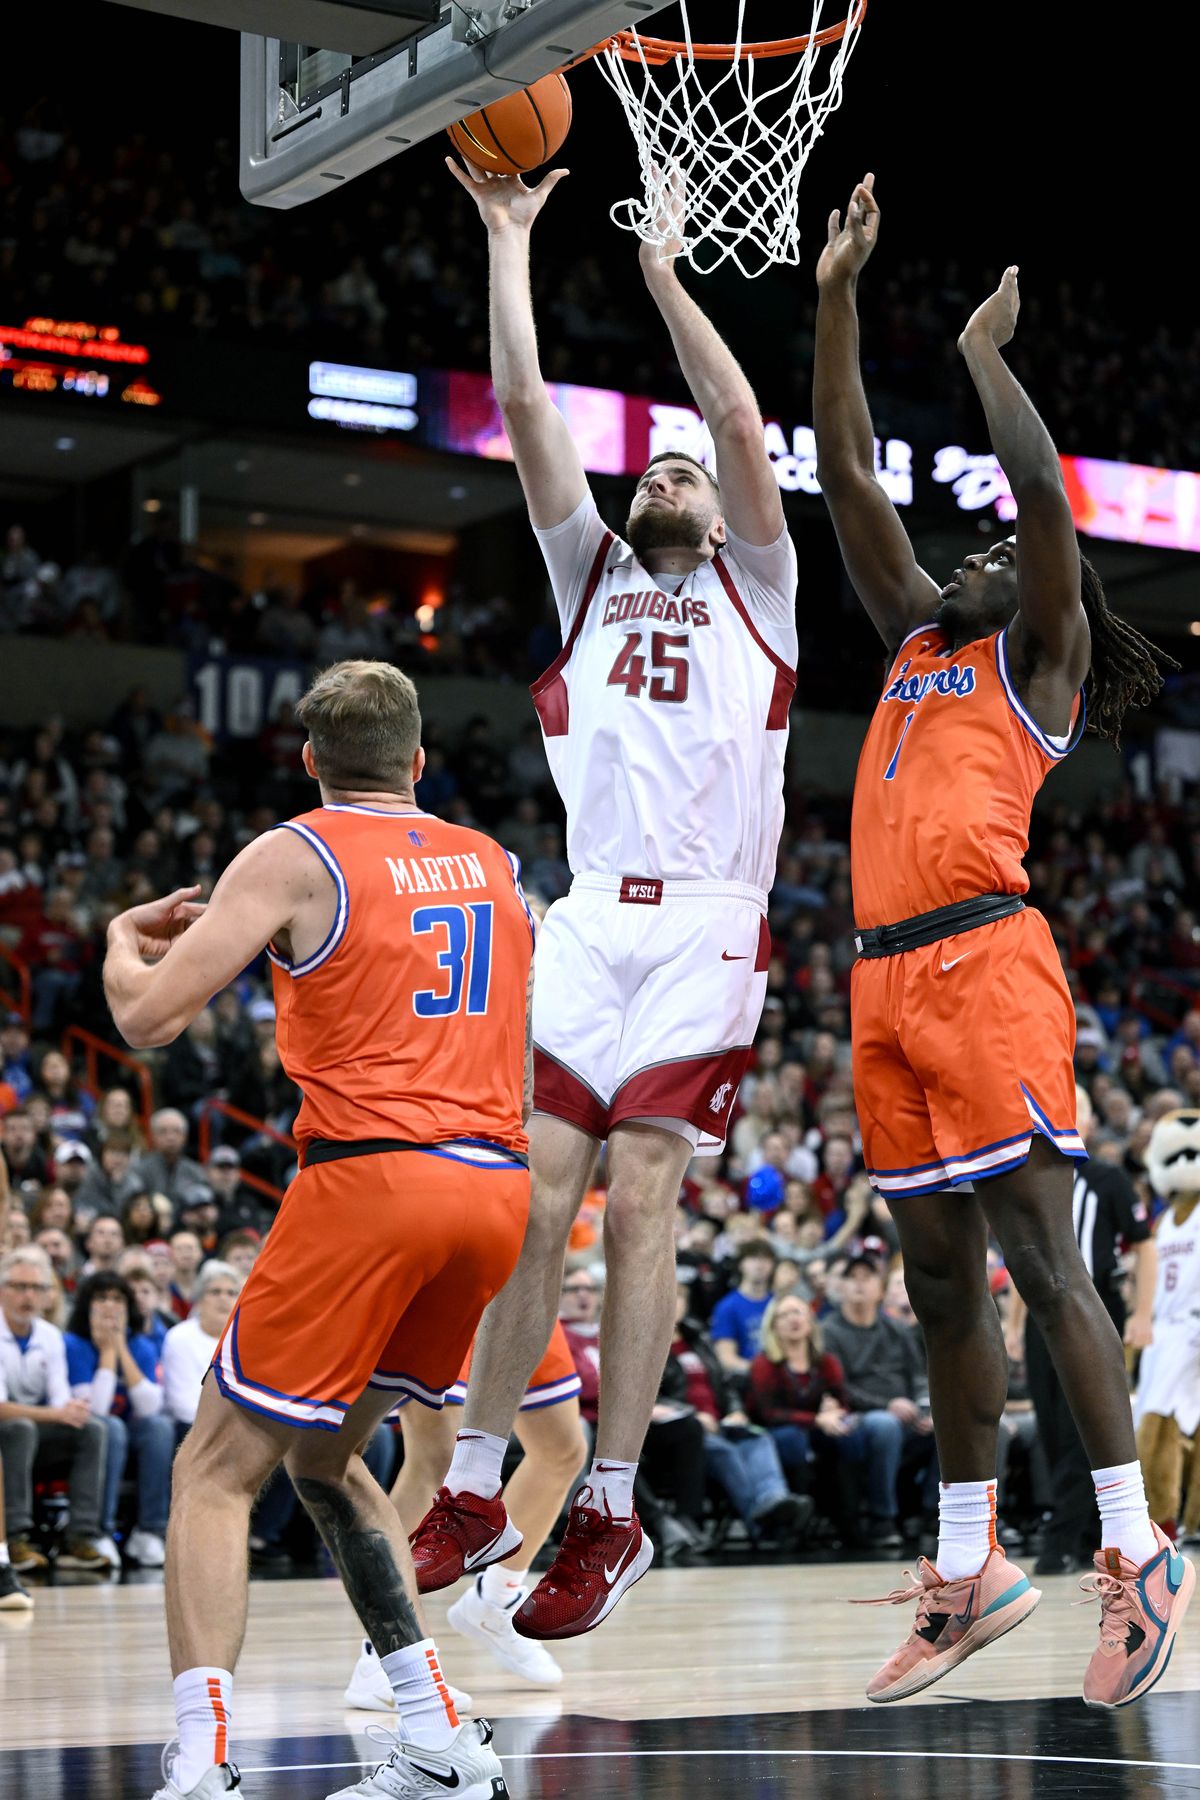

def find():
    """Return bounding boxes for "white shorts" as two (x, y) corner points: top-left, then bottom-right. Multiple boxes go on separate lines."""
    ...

(532, 874), (770, 1154)
(1133, 1315), (1200, 1438)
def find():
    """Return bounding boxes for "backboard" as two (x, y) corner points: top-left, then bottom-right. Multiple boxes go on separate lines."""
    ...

(240, 0), (669, 208)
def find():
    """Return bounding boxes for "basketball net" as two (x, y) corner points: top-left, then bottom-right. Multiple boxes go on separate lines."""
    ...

(592, 0), (866, 278)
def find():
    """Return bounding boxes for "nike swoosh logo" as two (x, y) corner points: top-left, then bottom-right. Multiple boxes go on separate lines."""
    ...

(603, 1538), (639, 1585)
(721, 951), (749, 961)
(940, 953), (971, 971)
(406, 1759), (460, 1789)
(463, 1528), (505, 1570)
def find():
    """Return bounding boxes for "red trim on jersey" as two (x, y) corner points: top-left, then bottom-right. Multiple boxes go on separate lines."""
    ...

(711, 553), (797, 729)
(610, 1044), (754, 1138)
(534, 1047), (608, 1138)
(755, 915), (772, 973)
(529, 529), (616, 739)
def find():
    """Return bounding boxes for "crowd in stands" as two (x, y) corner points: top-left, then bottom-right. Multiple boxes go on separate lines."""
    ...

(1, 675), (1199, 1570)
(3, 101), (1200, 473)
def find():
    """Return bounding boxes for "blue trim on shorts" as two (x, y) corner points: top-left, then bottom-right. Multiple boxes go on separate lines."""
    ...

(211, 1356), (343, 1433)
(229, 1311), (349, 1414)
(869, 1128), (1030, 1179)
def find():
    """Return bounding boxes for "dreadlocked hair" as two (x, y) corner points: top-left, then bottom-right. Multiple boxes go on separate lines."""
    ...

(1078, 554), (1178, 746)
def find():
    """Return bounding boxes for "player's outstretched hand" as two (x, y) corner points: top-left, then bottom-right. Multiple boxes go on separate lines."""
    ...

(815, 172), (878, 288)
(445, 156), (568, 232)
(108, 885), (204, 962)
(639, 162), (686, 272)
(958, 266), (1020, 354)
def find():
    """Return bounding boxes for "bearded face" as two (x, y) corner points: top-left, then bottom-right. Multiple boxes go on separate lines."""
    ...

(626, 496), (713, 559)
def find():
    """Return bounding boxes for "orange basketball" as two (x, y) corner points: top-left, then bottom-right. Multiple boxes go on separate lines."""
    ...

(447, 71), (572, 176)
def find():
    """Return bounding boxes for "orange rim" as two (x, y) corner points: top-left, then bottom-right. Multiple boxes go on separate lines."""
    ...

(575, 0), (865, 67)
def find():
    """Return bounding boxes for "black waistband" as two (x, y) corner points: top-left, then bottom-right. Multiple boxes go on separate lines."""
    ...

(854, 893), (1026, 959)
(304, 1136), (528, 1169)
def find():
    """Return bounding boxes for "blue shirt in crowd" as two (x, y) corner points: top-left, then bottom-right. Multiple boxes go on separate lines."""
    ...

(64, 1333), (160, 1417)
(708, 1290), (771, 1361)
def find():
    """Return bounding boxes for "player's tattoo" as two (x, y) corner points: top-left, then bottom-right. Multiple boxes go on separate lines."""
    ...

(293, 1476), (421, 1655)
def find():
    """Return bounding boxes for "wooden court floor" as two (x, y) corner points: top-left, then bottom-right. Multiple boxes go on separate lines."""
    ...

(3, 1560), (1199, 1797)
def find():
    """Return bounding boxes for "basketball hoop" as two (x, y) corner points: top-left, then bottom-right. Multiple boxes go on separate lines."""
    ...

(579, 1), (867, 278)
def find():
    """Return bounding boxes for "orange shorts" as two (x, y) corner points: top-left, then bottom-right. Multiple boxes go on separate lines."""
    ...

(441, 1319), (582, 1412)
(852, 908), (1086, 1201)
(212, 1145), (529, 1431)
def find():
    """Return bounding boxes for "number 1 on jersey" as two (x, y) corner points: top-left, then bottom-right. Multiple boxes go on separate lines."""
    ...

(883, 711), (915, 782)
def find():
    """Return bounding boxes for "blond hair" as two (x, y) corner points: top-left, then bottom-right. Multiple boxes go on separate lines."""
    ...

(295, 660), (421, 793)
(760, 1293), (823, 1362)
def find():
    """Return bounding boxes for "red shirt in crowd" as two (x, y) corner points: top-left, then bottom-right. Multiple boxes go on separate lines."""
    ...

(745, 1352), (848, 1429)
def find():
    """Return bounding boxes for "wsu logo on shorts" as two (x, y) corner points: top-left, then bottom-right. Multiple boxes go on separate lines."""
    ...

(708, 1080), (733, 1116)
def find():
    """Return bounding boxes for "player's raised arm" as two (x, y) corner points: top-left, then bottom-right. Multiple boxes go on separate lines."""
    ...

(639, 174), (783, 548)
(958, 269), (1090, 684)
(813, 174), (941, 651)
(446, 158), (588, 530)
(103, 831), (317, 1048)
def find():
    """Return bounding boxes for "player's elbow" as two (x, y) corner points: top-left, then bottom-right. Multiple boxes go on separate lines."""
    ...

(111, 999), (184, 1051)
(713, 404), (764, 453)
(1010, 464), (1066, 504)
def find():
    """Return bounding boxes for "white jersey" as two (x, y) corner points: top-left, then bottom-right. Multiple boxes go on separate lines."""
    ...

(530, 494), (798, 891)
(1152, 1200), (1200, 1327)
(1135, 1199), (1200, 1436)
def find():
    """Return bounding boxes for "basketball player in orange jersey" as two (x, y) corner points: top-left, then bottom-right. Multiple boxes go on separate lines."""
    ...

(103, 661), (533, 1800)
(344, 1323), (584, 1703)
(814, 173), (1192, 1708)
(410, 156), (798, 1638)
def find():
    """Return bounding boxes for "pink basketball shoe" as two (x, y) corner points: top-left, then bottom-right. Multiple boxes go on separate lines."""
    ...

(859, 1547), (1041, 1703)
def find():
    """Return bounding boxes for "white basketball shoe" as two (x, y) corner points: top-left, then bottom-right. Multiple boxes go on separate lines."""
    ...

(150, 1741), (240, 1799)
(325, 1718), (508, 1799)
(344, 1639), (472, 1715)
(448, 1576), (563, 1685)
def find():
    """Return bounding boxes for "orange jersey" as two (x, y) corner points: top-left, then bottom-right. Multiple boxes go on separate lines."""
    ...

(850, 623), (1083, 928)
(269, 804), (534, 1152)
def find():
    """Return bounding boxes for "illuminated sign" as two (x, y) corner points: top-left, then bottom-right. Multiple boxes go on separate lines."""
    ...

(0, 316), (161, 406)
(307, 361), (418, 432)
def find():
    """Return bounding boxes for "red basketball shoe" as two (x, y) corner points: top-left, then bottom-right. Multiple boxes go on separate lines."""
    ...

(512, 1490), (654, 1640)
(409, 1486), (523, 1595)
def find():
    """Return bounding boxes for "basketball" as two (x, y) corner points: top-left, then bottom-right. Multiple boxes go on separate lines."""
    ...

(447, 71), (572, 176)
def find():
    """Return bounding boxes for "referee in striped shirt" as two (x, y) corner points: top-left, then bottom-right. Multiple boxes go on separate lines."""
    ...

(1004, 1087), (1157, 1573)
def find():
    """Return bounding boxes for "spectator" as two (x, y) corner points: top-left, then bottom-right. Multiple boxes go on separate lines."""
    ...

(0, 1014), (35, 1103)
(161, 1008), (226, 1118)
(559, 1270), (602, 1430)
(162, 1261), (243, 1432)
(23, 896), (91, 1033)
(174, 1188), (221, 1255)
(65, 1271), (173, 1567)
(215, 1230), (261, 1279)
(709, 1240), (778, 1378)
(666, 1284), (811, 1543)
(6, 1206), (30, 1248)
(93, 1085), (147, 1150)
(74, 1135), (144, 1218)
(123, 1260), (178, 1358)
(121, 1190), (160, 1246)
(50, 1140), (96, 1222)
(35, 1226), (80, 1291)
(134, 1108), (207, 1209)
(205, 1145), (270, 1235)
(1, 1107), (49, 1191)
(0, 1246), (110, 1572)
(32, 1048), (95, 1140)
(747, 1294), (864, 1514)
(166, 1227), (204, 1319)
(80, 1214), (126, 1279)
(30, 1185), (76, 1237)
(822, 1252), (938, 1548)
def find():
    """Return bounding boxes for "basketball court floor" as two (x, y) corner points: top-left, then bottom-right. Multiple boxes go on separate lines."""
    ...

(5, 1560), (1198, 1798)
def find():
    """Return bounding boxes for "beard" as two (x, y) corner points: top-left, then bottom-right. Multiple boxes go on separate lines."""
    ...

(626, 499), (710, 560)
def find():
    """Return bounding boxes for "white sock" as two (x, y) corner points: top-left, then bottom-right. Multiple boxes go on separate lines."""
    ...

(480, 1563), (526, 1608)
(587, 1458), (637, 1519)
(935, 1480), (997, 1581)
(172, 1667), (233, 1790)
(1093, 1460), (1159, 1567)
(382, 1637), (460, 1750)
(444, 1429), (507, 1500)
(0, 1542), (9, 1569)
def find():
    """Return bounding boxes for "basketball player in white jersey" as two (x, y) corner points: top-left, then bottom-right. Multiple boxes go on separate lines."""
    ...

(1136, 1111), (1200, 1543)
(410, 158), (798, 1637)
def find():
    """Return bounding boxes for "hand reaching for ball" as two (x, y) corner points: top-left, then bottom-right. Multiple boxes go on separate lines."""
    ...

(446, 156), (569, 234)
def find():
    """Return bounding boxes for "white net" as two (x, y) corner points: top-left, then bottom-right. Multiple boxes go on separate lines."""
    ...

(595, 0), (865, 279)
